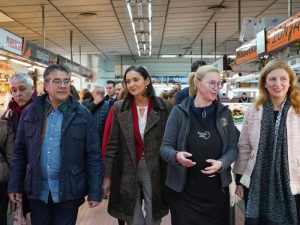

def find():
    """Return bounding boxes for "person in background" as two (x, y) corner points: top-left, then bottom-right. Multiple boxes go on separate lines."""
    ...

(82, 86), (110, 144)
(166, 89), (176, 108)
(233, 59), (300, 225)
(102, 65), (169, 225)
(175, 60), (207, 105)
(173, 82), (181, 92)
(70, 85), (80, 101)
(159, 90), (168, 100)
(7, 64), (103, 225)
(105, 80), (117, 105)
(114, 81), (124, 100)
(160, 65), (238, 225)
(102, 81), (124, 160)
(80, 88), (92, 103)
(0, 73), (36, 225)
(238, 92), (250, 103)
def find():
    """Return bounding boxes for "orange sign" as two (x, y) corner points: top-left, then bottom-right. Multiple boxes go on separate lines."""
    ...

(266, 12), (300, 52)
(235, 39), (258, 65)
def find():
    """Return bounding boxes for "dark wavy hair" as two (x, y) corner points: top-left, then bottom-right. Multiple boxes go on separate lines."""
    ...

(123, 65), (155, 99)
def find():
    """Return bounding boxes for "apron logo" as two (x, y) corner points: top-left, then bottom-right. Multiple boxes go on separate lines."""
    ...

(197, 131), (211, 139)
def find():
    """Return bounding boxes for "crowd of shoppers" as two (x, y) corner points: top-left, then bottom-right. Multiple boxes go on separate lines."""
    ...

(1, 58), (300, 225)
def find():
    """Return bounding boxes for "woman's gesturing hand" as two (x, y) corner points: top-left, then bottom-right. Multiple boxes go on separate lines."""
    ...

(201, 159), (223, 175)
(176, 152), (196, 167)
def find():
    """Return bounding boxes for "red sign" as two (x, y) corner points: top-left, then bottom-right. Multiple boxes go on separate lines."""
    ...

(266, 12), (300, 52)
(235, 39), (258, 65)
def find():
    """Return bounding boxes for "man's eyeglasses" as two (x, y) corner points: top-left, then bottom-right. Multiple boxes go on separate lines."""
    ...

(206, 80), (223, 90)
(49, 78), (71, 86)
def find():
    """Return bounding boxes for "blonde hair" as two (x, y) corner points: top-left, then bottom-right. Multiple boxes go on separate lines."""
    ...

(188, 65), (220, 96)
(255, 59), (300, 114)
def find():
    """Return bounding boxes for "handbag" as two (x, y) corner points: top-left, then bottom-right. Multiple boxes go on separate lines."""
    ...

(13, 200), (27, 225)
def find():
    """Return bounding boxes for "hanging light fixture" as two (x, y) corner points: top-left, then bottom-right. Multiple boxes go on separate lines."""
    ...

(125, 0), (152, 56)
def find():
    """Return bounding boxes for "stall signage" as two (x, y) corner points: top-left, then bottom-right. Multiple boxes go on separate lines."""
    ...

(266, 12), (300, 52)
(80, 66), (93, 79)
(235, 39), (258, 65)
(22, 40), (58, 65)
(58, 55), (81, 74)
(0, 28), (22, 55)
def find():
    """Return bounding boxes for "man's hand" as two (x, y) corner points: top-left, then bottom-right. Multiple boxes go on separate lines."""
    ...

(88, 201), (100, 208)
(8, 193), (22, 203)
(176, 152), (196, 167)
(102, 176), (111, 196)
(201, 159), (222, 175)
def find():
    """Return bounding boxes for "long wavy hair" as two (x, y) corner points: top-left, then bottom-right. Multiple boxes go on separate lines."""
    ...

(255, 59), (300, 114)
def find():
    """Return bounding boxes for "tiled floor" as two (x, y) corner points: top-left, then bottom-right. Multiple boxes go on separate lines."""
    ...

(76, 199), (171, 225)
(7, 199), (245, 225)
(76, 199), (245, 225)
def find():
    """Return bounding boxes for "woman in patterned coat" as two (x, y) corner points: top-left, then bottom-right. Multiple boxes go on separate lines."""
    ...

(102, 65), (169, 225)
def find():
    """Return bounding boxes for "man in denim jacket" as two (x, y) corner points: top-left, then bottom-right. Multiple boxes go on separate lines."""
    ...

(8, 64), (103, 225)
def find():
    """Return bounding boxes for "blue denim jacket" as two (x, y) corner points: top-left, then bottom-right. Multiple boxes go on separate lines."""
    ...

(8, 94), (103, 202)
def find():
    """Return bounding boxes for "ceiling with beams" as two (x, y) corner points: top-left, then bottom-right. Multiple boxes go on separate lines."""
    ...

(0, 0), (298, 61)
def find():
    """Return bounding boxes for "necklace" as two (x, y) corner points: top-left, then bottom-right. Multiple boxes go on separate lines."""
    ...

(201, 110), (206, 118)
(137, 105), (148, 110)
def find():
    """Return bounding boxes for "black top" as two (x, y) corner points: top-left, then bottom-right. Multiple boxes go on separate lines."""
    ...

(185, 105), (223, 199)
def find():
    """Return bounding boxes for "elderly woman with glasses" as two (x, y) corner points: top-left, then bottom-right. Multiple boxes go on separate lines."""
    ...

(160, 65), (238, 225)
(233, 59), (300, 225)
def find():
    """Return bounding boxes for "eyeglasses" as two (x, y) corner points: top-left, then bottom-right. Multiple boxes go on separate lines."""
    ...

(205, 80), (223, 89)
(49, 78), (71, 86)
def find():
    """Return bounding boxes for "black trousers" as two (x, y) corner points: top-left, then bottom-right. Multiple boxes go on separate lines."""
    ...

(28, 197), (84, 225)
(0, 182), (9, 225)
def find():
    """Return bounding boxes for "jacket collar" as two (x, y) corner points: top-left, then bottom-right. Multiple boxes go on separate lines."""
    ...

(178, 96), (228, 115)
(33, 94), (80, 113)
(121, 96), (166, 112)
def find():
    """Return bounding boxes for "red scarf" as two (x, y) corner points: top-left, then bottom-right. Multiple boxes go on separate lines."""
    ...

(8, 89), (38, 115)
(131, 98), (152, 162)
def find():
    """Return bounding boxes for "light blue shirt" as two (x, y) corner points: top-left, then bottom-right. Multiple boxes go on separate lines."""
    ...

(39, 108), (63, 203)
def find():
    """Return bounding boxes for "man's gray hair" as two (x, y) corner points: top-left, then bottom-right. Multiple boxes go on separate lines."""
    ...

(92, 86), (105, 95)
(8, 73), (34, 87)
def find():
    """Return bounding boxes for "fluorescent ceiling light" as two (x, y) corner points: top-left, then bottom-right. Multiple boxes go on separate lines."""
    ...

(148, 2), (152, 21)
(160, 55), (177, 58)
(126, 0), (152, 57)
(0, 55), (7, 60)
(10, 59), (31, 67)
(137, 2), (143, 17)
(182, 55), (222, 58)
(126, 3), (133, 21)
